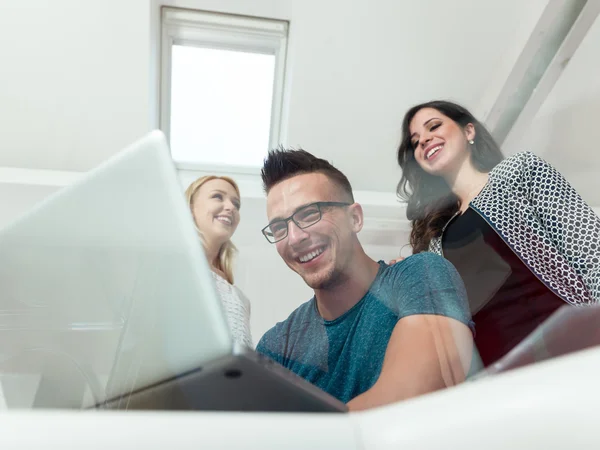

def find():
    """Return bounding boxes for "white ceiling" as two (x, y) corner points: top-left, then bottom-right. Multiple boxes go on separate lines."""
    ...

(505, 8), (600, 205)
(280, 0), (550, 193)
(0, 0), (598, 206)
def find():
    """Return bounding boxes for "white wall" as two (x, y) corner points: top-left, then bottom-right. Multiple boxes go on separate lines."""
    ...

(0, 0), (151, 171)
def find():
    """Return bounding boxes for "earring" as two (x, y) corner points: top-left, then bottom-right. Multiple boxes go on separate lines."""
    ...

(469, 139), (474, 145)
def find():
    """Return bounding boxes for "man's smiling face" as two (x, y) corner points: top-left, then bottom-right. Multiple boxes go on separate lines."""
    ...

(266, 172), (358, 290)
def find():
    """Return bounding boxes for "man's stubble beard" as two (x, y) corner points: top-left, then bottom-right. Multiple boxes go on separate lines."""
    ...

(303, 264), (349, 291)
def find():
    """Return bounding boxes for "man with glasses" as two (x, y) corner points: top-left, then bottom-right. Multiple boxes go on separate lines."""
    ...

(257, 148), (477, 411)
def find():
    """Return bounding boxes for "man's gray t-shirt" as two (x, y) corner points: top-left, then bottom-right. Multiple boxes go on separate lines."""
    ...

(256, 252), (473, 403)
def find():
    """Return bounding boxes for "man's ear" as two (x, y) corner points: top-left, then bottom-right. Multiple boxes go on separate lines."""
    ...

(348, 203), (364, 233)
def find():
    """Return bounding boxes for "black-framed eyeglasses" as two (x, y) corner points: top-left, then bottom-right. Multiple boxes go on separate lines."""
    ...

(261, 201), (351, 243)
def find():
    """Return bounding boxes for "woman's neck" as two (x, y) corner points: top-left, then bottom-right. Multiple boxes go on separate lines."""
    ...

(203, 239), (223, 274)
(444, 160), (489, 211)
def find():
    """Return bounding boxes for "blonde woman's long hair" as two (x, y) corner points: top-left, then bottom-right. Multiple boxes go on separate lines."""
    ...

(185, 175), (240, 284)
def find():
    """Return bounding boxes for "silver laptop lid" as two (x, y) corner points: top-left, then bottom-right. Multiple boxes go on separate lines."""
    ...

(0, 131), (232, 409)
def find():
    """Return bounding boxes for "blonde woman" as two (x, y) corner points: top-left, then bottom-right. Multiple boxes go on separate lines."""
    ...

(185, 175), (252, 348)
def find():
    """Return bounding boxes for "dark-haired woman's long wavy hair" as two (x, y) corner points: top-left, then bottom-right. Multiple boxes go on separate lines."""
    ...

(397, 100), (504, 253)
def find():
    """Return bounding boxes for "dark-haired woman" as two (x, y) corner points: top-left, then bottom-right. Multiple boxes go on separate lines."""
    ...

(397, 100), (600, 367)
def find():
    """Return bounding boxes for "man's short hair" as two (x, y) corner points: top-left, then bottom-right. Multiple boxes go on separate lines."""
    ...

(261, 147), (354, 202)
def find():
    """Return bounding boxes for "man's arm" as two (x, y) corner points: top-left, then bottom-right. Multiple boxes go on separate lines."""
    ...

(347, 313), (474, 411)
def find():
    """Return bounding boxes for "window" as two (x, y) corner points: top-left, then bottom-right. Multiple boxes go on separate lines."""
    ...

(160, 8), (289, 172)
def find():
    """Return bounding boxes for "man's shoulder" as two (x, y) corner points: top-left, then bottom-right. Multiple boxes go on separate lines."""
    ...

(379, 252), (456, 281)
(373, 253), (470, 325)
(256, 298), (315, 351)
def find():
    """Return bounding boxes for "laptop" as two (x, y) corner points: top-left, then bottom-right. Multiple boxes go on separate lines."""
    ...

(0, 131), (347, 413)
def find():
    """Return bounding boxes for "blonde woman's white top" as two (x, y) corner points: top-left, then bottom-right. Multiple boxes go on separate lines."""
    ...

(211, 272), (253, 348)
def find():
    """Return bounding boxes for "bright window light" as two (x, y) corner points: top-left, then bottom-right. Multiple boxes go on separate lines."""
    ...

(170, 45), (276, 167)
(160, 8), (288, 171)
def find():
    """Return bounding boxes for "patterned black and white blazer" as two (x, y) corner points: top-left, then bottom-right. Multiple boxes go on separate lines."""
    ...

(429, 151), (600, 306)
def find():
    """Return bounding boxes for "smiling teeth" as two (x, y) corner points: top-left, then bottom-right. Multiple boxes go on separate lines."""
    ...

(426, 145), (443, 159)
(216, 216), (232, 225)
(299, 248), (324, 263)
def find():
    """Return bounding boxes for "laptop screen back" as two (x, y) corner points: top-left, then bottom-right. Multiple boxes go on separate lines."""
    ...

(0, 131), (232, 408)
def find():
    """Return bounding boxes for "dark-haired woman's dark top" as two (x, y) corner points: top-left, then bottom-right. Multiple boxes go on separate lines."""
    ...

(442, 207), (566, 367)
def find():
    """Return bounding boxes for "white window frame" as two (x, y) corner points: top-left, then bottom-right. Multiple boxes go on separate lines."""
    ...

(160, 7), (289, 174)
